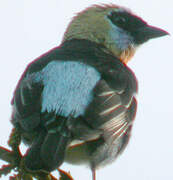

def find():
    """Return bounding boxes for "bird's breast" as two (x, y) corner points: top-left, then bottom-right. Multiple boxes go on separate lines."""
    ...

(34, 61), (101, 117)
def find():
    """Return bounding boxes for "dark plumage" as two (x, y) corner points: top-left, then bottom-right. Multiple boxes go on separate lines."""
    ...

(11, 4), (168, 180)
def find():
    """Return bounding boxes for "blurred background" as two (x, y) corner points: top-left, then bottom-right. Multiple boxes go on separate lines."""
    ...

(0, 0), (172, 179)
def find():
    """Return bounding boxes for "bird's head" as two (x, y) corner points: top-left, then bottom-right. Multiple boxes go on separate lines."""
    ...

(63, 4), (168, 63)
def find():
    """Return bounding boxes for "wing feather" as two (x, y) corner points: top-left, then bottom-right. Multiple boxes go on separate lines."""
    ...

(85, 78), (137, 143)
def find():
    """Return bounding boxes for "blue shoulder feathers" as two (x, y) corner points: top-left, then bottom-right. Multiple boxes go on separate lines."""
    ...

(32, 61), (101, 117)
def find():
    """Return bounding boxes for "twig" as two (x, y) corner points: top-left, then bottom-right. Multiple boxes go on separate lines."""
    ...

(0, 128), (74, 180)
(0, 146), (14, 163)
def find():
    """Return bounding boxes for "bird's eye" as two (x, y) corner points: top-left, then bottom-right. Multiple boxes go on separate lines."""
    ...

(107, 12), (126, 26)
(115, 16), (126, 24)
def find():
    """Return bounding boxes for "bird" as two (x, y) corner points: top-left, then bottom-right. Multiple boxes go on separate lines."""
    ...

(11, 4), (168, 180)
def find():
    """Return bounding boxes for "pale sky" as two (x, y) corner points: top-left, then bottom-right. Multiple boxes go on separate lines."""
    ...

(0, 0), (172, 180)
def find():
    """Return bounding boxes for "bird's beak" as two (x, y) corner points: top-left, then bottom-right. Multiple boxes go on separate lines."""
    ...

(134, 25), (169, 44)
(140, 25), (169, 39)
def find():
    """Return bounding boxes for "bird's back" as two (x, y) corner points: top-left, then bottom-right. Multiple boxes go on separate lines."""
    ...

(11, 39), (137, 172)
